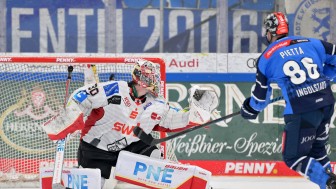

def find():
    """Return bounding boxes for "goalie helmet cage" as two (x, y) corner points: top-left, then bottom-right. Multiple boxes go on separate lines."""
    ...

(0, 55), (176, 188)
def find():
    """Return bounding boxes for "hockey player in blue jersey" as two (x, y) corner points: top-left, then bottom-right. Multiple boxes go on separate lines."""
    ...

(240, 12), (336, 189)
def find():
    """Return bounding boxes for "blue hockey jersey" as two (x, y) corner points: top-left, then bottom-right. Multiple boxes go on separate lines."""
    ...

(250, 36), (336, 114)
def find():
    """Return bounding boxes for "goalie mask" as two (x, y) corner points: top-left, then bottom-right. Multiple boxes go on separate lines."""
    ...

(132, 60), (161, 97)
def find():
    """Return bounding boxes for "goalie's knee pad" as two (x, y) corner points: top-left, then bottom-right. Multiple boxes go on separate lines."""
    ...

(101, 177), (105, 189)
(77, 168), (107, 188)
(141, 146), (162, 159)
(149, 148), (162, 159)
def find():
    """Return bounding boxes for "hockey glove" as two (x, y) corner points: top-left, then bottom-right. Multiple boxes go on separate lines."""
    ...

(188, 85), (219, 124)
(43, 99), (84, 140)
(240, 97), (259, 120)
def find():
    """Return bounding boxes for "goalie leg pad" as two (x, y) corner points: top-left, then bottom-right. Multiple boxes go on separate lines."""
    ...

(115, 151), (212, 189)
(40, 167), (101, 189)
(149, 148), (161, 159)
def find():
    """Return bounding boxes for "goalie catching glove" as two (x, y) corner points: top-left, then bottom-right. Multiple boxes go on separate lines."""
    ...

(187, 85), (219, 124)
(43, 99), (84, 140)
(43, 82), (109, 140)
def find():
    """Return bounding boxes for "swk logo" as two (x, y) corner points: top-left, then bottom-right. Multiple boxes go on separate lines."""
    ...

(113, 122), (140, 135)
(130, 109), (138, 119)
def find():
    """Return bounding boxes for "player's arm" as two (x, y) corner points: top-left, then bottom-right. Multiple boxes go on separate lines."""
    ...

(321, 40), (336, 79)
(241, 58), (271, 119)
(72, 83), (107, 116)
(43, 81), (116, 140)
(147, 86), (219, 132)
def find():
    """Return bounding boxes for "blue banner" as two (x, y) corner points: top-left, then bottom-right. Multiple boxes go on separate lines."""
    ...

(6, 0), (105, 52)
(7, 0), (332, 53)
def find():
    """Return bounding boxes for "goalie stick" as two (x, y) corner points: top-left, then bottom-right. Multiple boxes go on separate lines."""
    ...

(51, 65), (100, 189)
(133, 96), (284, 146)
(52, 66), (73, 189)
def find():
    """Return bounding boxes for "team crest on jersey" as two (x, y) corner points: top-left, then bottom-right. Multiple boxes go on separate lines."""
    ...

(294, 0), (330, 41)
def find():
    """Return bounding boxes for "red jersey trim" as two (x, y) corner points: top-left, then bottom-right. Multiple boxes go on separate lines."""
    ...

(81, 107), (105, 139)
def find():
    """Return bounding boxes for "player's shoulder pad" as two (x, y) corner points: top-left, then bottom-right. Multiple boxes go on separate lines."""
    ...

(320, 40), (336, 55)
(153, 98), (182, 112)
(143, 98), (166, 107)
(102, 80), (129, 97)
(72, 90), (88, 104)
(169, 106), (182, 112)
(154, 97), (167, 105)
(142, 98), (167, 113)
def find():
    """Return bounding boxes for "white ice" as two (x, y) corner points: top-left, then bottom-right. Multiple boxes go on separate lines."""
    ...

(113, 176), (320, 189)
(209, 176), (319, 189)
(2, 176), (320, 189)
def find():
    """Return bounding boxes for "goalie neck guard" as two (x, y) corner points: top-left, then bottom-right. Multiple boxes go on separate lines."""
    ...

(131, 59), (161, 97)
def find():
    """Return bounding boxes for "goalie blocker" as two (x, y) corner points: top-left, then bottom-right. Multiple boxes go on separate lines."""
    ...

(114, 151), (212, 189)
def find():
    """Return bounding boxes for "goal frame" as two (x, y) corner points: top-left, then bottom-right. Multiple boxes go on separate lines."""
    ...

(0, 55), (171, 188)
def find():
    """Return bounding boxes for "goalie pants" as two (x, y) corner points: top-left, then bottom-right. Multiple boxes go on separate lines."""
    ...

(77, 138), (160, 179)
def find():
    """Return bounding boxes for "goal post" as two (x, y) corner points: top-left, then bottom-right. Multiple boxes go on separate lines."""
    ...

(0, 55), (176, 187)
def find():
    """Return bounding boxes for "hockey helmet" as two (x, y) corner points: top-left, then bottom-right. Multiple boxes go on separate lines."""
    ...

(264, 12), (289, 37)
(132, 59), (161, 97)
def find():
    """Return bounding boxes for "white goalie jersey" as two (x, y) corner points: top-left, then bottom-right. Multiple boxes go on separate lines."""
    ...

(43, 80), (219, 152)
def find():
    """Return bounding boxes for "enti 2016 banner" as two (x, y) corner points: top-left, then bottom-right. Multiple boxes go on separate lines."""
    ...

(4, 0), (334, 53)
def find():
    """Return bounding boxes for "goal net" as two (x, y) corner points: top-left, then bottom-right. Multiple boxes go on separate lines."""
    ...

(0, 55), (177, 187)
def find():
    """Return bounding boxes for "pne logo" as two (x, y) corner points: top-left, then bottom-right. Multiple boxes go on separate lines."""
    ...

(133, 162), (174, 183)
(67, 174), (88, 189)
